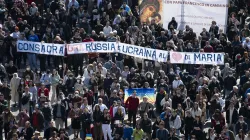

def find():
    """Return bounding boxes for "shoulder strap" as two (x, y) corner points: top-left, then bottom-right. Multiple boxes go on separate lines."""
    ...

(144, 103), (149, 112)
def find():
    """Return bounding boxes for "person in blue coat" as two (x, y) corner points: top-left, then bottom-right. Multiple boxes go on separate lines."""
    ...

(123, 122), (133, 140)
(27, 30), (39, 71)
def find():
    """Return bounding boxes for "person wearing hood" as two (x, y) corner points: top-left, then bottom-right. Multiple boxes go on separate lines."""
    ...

(23, 66), (34, 81)
(10, 73), (21, 106)
(168, 17), (178, 29)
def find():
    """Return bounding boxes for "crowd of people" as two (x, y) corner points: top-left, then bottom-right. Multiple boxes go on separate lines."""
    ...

(0, 0), (250, 139)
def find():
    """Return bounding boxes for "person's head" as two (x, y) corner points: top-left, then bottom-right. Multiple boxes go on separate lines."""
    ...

(132, 90), (136, 97)
(103, 108), (109, 114)
(239, 115), (244, 123)
(26, 66), (31, 71)
(34, 131), (40, 137)
(172, 109), (177, 116)
(223, 124), (229, 132)
(25, 121), (30, 128)
(12, 133), (18, 140)
(25, 86), (29, 92)
(177, 104), (182, 110)
(175, 75), (180, 80)
(212, 21), (216, 25)
(124, 66), (129, 72)
(106, 21), (110, 27)
(186, 110), (191, 117)
(98, 98), (103, 104)
(179, 84), (184, 90)
(30, 30), (34, 35)
(247, 93), (250, 99)
(233, 86), (238, 92)
(215, 109), (220, 116)
(0, 94), (4, 101)
(117, 107), (122, 114)
(239, 129), (244, 136)
(117, 100), (122, 106)
(159, 121), (165, 129)
(195, 116), (200, 121)
(49, 121), (55, 127)
(135, 124), (140, 129)
(95, 105), (100, 111)
(123, 2), (127, 7)
(41, 83), (45, 89)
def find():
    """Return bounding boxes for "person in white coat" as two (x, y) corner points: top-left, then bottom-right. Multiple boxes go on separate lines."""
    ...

(10, 73), (21, 105)
(190, 102), (202, 118)
(96, 63), (107, 78)
(172, 75), (183, 90)
(169, 110), (181, 136)
(50, 69), (60, 103)
(160, 94), (172, 108)
(83, 64), (95, 87)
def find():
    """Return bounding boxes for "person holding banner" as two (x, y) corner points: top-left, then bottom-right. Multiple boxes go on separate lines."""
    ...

(27, 30), (39, 71)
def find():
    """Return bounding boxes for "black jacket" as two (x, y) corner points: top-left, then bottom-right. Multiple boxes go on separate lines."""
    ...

(44, 127), (58, 140)
(93, 111), (103, 123)
(21, 126), (34, 140)
(239, 105), (250, 118)
(235, 121), (248, 134)
(31, 111), (44, 130)
(80, 112), (91, 129)
(41, 106), (52, 121)
(226, 108), (238, 124)
(184, 116), (194, 133)
(140, 118), (152, 133)
(53, 104), (66, 120)
(224, 76), (236, 91)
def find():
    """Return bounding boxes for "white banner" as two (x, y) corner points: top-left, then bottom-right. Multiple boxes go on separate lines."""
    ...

(162, 0), (228, 34)
(17, 40), (65, 56)
(170, 51), (224, 65)
(67, 41), (117, 54)
(17, 40), (225, 65)
(67, 42), (169, 62)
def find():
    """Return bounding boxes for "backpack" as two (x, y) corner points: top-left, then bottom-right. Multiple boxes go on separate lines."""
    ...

(21, 94), (30, 105)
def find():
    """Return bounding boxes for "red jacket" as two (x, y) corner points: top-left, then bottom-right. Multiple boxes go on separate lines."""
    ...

(211, 114), (225, 128)
(38, 88), (49, 97)
(204, 45), (214, 52)
(110, 106), (114, 118)
(125, 96), (139, 111)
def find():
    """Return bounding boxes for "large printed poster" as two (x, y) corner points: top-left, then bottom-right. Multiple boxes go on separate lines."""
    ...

(139, 0), (228, 34)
